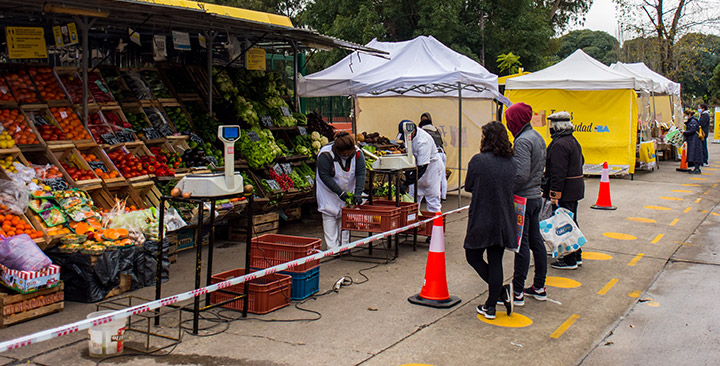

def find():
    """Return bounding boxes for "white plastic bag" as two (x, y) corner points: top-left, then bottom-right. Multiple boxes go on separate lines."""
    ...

(539, 208), (587, 258)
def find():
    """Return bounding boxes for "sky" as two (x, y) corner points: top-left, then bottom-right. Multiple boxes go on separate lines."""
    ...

(567, 0), (620, 38)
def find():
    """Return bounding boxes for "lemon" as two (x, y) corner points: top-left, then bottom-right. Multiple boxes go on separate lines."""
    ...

(44, 185), (51, 191)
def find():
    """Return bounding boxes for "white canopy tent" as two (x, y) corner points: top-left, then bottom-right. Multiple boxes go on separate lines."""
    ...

(299, 36), (508, 206)
(612, 62), (682, 126)
(620, 63), (681, 96)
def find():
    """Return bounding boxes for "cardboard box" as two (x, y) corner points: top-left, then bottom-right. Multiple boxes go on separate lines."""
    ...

(0, 264), (61, 294)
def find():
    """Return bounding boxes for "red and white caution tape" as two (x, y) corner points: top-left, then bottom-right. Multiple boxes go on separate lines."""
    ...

(0, 205), (469, 353)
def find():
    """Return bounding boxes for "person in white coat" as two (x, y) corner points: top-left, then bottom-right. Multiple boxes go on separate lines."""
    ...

(398, 120), (443, 213)
(419, 112), (447, 200)
(316, 132), (366, 250)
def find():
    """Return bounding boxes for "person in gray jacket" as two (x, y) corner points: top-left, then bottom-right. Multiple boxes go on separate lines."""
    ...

(505, 102), (548, 305)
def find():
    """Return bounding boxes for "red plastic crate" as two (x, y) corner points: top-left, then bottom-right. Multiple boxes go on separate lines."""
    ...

(341, 205), (401, 233)
(367, 200), (420, 227)
(209, 268), (292, 314)
(418, 211), (446, 236)
(250, 234), (321, 273)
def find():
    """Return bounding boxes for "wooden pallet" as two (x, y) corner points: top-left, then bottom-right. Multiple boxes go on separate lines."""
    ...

(0, 282), (64, 327)
(227, 211), (280, 241)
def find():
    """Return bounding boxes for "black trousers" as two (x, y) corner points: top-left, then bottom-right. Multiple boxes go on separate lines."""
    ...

(702, 138), (709, 164)
(555, 200), (582, 265)
(466, 246), (505, 308)
(513, 197), (546, 292)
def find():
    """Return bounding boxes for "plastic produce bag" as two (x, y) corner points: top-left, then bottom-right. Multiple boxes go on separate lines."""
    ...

(539, 208), (587, 258)
(0, 234), (52, 271)
(164, 207), (187, 232)
(539, 199), (553, 221)
(0, 179), (29, 215)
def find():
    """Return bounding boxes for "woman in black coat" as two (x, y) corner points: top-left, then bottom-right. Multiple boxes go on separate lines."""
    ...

(683, 109), (703, 174)
(464, 121), (517, 319)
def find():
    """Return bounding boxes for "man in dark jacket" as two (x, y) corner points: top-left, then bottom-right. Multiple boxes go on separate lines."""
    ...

(699, 104), (710, 165)
(505, 102), (548, 304)
(684, 109), (703, 174)
(544, 111), (585, 270)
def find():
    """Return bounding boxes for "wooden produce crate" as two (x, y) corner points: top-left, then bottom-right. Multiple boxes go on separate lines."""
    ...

(21, 106), (68, 148)
(0, 147), (29, 180)
(120, 68), (154, 102)
(0, 108), (44, 150)
(98, 65), (135, 104)
(104, 142), (156, 182)
(77, 145), (126, 187)
(160, 102), (193, 134)
(157, 64), (201, 101)
(54, 67), (97, 107)
(47, 146), (103, 190)
(21, 147), (74, 192)
(0, 282), (64, 327)
(48, 106), (96, 148)
(29, 67), (71, 107)
(138, 68), (175, 103)
(228, 211), (280, 242)
(0, 73), (18, 107)
(92, 184), (146, 211)
(86, 109), (115, 146)
(0, 65), (43, 105)
(101, 108), (138, 144)
(132, 180), (162, 209)
(22, 208), (51, 248)
(186, 65), (220, 102)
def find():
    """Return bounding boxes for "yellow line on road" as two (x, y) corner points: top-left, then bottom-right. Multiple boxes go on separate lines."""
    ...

(626, 217), (656, 223)
(628, 253), (644, 266)
(659, 196), (683, 201)
(597, 279), (618, 295)
(682, 184), (701, 187)
(705, 191), (710, 195)
(690, 177), (708, 181)
(696, 198), (702, 203)
(550, 314), (580, 339)
(669, 218), (679, 226)
(684, 207), (692, 213)
(671, 190), (693, 193)
(651, 234), (664, 244)
(645, 205), (671, 211)
(713, 184), (718, 188)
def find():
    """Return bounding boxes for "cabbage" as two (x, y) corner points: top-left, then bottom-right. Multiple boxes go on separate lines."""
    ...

(311, 131), (321, 141)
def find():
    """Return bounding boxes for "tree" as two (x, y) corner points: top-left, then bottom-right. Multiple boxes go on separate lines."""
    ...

(674, 33), (720, 104)
(543, 0), (594, 31)
(709, 62), (720, 103)
(497, 52), (522, 75)
(619, 36), (661, 70)
(557, 30), (621, 65)
(615, 0), (720, 75)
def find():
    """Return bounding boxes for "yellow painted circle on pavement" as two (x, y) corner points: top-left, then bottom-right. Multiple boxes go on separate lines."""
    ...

(659, 196), (683, 201)
(628, 290), (641, 298)
(645, 205), (671, 211)
(546, 276), (582, 288)
(672, 190), (693, 193)
(582, 252), (613, 261)
(477, 312), (533, 328)
(712, 212), (720, 216)
(647, 301), (660, 307)
(626, 217), (656, 223)
(603, 232), (637, 240)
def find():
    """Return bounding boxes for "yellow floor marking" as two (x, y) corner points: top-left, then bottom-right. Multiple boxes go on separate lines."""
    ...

(706, 168), (719, 171)
(546, 276), (582, 289)
(659, 196), (683, 201)
(701, 173), (713, 175)
(582, 252), (613, 261)
(628, 290), (642, 298)
(713, 184), (718, 188)
(705, 191), (710, 194)
(713, 212), (720, 217)
(550, 314), (579, 339)
(651, 234), (664, 244)
(682, 183), (701, 187)
(671, 190), (693, 193)
(477, 312), (533, 328)
(645, 205), (671, 211)
(669, 218), (679, 226)
(604, 232), (637, 240)
(684, 207), (692, 213)
(626, 217), (656, 223)
(628, 253), (644, 266)
(690, 177), (708, 181)
(702, 210), (708, 213)
(696, 198), (702, 203)
(647, 301), (660, 307)
(597, 279), (618, 295)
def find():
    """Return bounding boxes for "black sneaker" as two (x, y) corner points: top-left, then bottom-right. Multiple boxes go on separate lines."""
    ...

(513, 291), (525, 306)
(477, 305), (496, 319)
(501, 284), (514, 316)
(524, 286), (547, 301)
(551, 258), (578, 270)
(577, 259), (583, 266)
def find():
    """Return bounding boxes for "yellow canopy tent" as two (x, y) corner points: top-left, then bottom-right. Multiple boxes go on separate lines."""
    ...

(505, 50), (640, 176)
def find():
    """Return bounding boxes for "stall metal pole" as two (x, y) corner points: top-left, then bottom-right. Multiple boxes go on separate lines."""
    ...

(205, 32), (216, 115)
(75, 16), (95, 127)
(243, 195), (253, 318)
(205, 201), (216, 307)
(292, 42), (300, 110)
(155, 196), (166, 326)
(192, 201), (205, 334)
(651, 91), (657, 129)
(457, 82), (462, 208)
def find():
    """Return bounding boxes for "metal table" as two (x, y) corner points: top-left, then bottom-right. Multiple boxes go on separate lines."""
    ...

(155, 193), (253, 334)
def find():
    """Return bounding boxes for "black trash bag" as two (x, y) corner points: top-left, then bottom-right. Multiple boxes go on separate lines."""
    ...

(140, 239), (169, 287)
(117, 246), (142, 291)
(46, 248), (115, 303)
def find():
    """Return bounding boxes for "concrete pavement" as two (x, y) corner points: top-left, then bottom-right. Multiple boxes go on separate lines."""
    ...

(2, 145), (720, 366)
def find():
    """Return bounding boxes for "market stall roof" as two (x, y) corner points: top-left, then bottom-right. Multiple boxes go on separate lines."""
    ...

(613, 62), (681, 96)
(497, 70), (531, 86)
(298, 36), (507, 101)
(0, 0), (386, 55)
(607, 62), (657, 93)
(506, 49), (639, 91)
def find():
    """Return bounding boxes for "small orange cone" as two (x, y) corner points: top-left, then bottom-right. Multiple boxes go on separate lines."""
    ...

(408, 212), (461, 308)
(676, 142), (691, 172)
(591, 162), (617, 210)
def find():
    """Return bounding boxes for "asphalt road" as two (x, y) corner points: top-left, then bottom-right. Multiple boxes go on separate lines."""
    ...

(2, 144), (720, 366)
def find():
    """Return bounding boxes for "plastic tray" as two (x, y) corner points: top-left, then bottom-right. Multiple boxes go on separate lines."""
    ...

(250, 234), (321, 273)
(417, 211), (446, 236)
(367, 200), (419, 227)
(341, 205), (401, 233)
(209, 268), (291, 314)
(281, 267), (320, 300)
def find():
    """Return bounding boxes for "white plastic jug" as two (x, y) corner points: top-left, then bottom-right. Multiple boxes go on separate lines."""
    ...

(86, 310), (127, 357)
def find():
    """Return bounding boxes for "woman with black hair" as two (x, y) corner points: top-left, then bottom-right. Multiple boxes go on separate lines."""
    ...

(464, 121), (517, 319)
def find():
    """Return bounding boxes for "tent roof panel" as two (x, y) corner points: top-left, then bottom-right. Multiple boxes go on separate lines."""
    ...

(619, 62), (681, 96)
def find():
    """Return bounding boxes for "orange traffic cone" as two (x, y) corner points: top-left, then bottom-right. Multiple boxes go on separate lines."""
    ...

(408, 212), (461, 308)
(676, 142), (691, 172)
(591, 162), (617, 210)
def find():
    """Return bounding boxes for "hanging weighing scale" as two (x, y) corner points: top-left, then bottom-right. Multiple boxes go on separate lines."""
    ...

(175, 125), (244, 197)
(369, 121), (416, 170)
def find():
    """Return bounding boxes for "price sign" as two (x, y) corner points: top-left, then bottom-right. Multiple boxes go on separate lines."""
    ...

(94, 79), (109, 94)
(44, 177), (69, 191)
(101, 132), (121, 145)
(206, 156), (219, 167)
(142, 127), (162, 140)
(273, 163), (284, 176)
(266, 179), (281, 191)
(189, 133), (204, 144)
(280, 107), (292, 117)
(31, 113), (50, 126)
(158, 124), (175, 137)
(247, 131), (260, 142)
(59, 111), (68, 120)
(281, 163), (292, 175)
(305, 175), (315, 186)
(88, 161), (108, 172)
(261, 115), (274, 128)
(115, 129), (136, 142)
(297, 126), (307, 136)
(0, 86), (7, 95)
